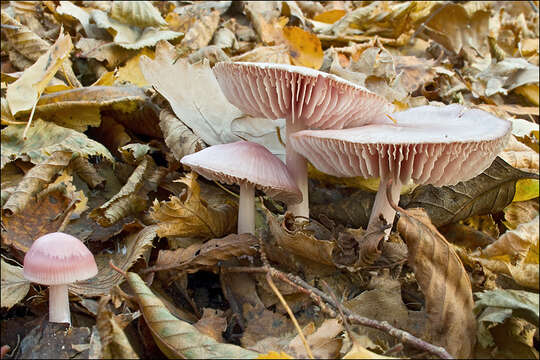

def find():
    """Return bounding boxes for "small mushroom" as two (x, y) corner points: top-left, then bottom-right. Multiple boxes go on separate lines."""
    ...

(181, 141), (302, 234)
(290, 104), (512, 232)
(23, 232), (98, 324)
(213, 62), (393, 218)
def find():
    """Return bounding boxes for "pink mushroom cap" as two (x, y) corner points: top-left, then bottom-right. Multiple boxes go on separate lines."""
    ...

(213, 62), (394, 129)
(23, 232), (98, 285)
(290, 104), (512, 186)
(181, 141), (302, 204)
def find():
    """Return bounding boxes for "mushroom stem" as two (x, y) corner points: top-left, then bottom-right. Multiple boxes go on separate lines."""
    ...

(238, 182), (255, 234)
(48, 284), (70, 324)
(368, 176), (402, 234)
(286, 119), (309, 218)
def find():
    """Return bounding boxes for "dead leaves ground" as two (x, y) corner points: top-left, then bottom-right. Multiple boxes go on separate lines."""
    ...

(1, 1), (539, 359)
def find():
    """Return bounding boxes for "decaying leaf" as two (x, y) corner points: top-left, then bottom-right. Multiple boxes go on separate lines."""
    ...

(150, 172), (237, 239)
(266, 209), (334, 266)
(96, 296), (139, 359)
(110, 1), (166, 28)
(152, 233), (257, 273)
(503, 199), (539, 230)
(70, 224), (157, 297)
(2, 151), (73, 216)
(402, 157), (540, 227)
(193, 308), (227, 343)
(396, 207), (476, 358)
(124, 270), (258, 358)
(6, 31), (73, 117)
(90, 156), (166, 227)
(286, 318), (343, 359)
(1, 9), (50, 62)
(19, 323), (91, 360)
(181, 10), (220, 51)
(0, 258), (30, 309)
(75, 38), (135, 67)
(231, 44), (291, 64)
(91, 9), (183, 50)
(140, 40), (242, 146)
(159, 108), (206, 162)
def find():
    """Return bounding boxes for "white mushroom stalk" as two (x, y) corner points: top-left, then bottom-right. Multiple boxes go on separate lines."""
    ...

(289, 105), (512, 233)
(213, 62), (393, 219)
(181, 141), (302, 235)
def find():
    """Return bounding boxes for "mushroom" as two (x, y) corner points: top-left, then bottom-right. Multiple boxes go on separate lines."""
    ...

(213, 62), (393, 218)
(180, 141), (302, 234)
(289, 104), (512, 232)
(23, 232), (98, 324)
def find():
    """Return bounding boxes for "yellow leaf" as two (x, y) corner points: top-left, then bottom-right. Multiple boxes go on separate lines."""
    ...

(283, 26), (323, 69)
(514, 83), (539, 106)
(116, 48), (155, 86)
(313, 9), (347, 24)
(343, 342), (397, 359)
(257, 351), (294, 359)
(6, 31), (73, 116)
(91, 70), (117, 86)
(513, 179), (539, 202)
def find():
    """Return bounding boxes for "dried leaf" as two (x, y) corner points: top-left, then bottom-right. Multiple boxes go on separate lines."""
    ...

(514, 83), (539, 106)
(110, 1), (166, 28)
(503, 199), (539, 230)
(474, 58), (539, 98)
(0, 258), (30, 309)
(90, 156), (166, 227)
(256, 351), (293, 359)
(231, 44), (291, 64)
(96, 296), (139, 359)
(150, 172), (237, 239)
(75, 38), (135, 67)
(181, 10), (220, 51)
(1, 119), (114, 169)
(116, 48), (154, 87)
(153, 233), (258, 273)
(6, 31), (72, 116)
(342, 341), (396, 359)
(500, 135), (539, 174)
(396, 207), (476, 358)
(402, 157), (540, 227)
(19, 323), (91, 359)
(2, 151), (73, 216)
(56, 1), (101, 38)
(193, 308), (227, 343)
(118, 144), (152, 165)
(230, 116), (285, 161)
(1, 9), (50, 61)
(282, 26), (323, 69)
(287, 318), (343, 359)
(91, 10), (183, 49)
(266, 209), (334, 266)
(70, 224), (157, 297)
(140, 40), (242, 145)
(124, 270), (258, 358)
(159, 108), (206, 162)
(313, 10), (347, 24)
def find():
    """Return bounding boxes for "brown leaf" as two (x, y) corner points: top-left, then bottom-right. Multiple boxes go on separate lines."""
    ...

(287, 319), (343, 359)
(193, 308), (227, 343)
(67, 156), (105, 190)
(70, 224), (157, 297)
(0, 258), (30, 309)
(153, 233), (258, 273)
(90, 156), (167, 227)
(150, 172), (238, 239)
(267, 210), (334, 266)
(96, 296), (139, 359)
(75, 38), (135, 68)
(402, 157), (540, 227)
(181, 10), (220, 51)
(19, 323), (91, 359)
(159, 108), (206, 162)
(231, 44), (291, 64)
(2, 151), (72, 217)
(124, 271), (258, 358)
(396, 207), (476, 358)
(110, 1), (166, 28)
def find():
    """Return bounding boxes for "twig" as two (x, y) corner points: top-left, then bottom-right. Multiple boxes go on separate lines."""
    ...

(221, 265), (453, 359)
(259, 238), (314, 359)
(22, 99), (38, 140)
(529, 0), (538, 12)
(320, 280), (354, 340)
(109, 260), (127, 277)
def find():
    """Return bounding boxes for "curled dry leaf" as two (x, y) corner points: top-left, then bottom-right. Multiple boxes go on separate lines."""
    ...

(110, 1), (166, 28)
(188, 45), (231, 66)
(124, 271), (258, 359)
(6, 31), (72, 117)
(75, 38), (135, 68)
(56, 0), (100, 38)
(0, 258), (30, 309)
(70, 224), (157, 297)
(503, 199), (539, 230)
(231, 44), (291, 64)
(396, 206), (476, 358)
(140, 40), (242, 146)
(266, 208), (334, 266)
(150, 172), (238, 239)
(152, 233), (258, 273)
(181, 10), (220, 51)
(96, 296), (139, 359)
(159, 108), (206, 162)
(286, 318), (343, 359)
(193, 308), (227, 343)
(500, 135), (539, 174)
(90, 156), (167, 227)
(91, 10), (183, 50)
(1, 119), (114, 169)
(402, 157), (540, 227)
(2, 151), (73, 217)
(1, 9), (50, 61)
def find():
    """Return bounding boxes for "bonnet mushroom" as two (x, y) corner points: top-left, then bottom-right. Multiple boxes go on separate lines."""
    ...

(289, 104), (512, 233)
(213, 62), (393, 218)
(181, 141), (302, 234)
(23, 232), (98, 324)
